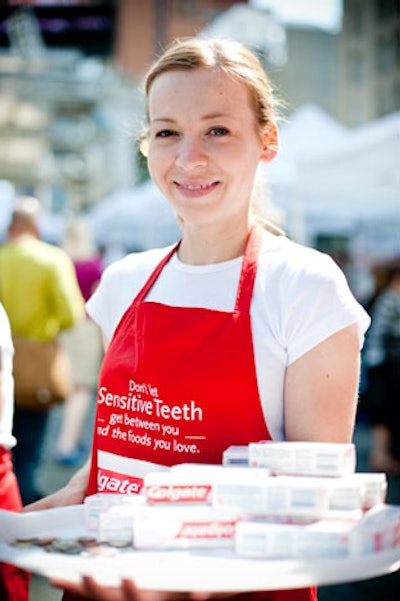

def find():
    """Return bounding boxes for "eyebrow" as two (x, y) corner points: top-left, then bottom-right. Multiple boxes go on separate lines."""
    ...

(151, 112), (232, 123)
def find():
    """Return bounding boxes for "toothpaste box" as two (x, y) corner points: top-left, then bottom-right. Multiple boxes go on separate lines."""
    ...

(235, 518), (358, 559)
(84, 493), (145, 532)
(222, 445), (250, 466)
(319, 472), (387, 513)
(144, 470), (214, 505)
(84, 494), (127, 531)
(350, 504), (400, 555)
(99, 505), (136, 547)
(170, 463), (226, 475)
(212, 472), (330, 519)
(353, 473), (387, 509)
(266, 475), (364, 513)
(145, 466), (266, 505)
(132, 505), (241, 549)
(249, 441), (356, 477)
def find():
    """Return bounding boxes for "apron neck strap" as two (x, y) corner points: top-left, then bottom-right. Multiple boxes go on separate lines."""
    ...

(135, 242), (180, 303)
(234, 225), (263, 313)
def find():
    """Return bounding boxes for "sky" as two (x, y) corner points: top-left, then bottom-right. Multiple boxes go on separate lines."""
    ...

(249, 0), (343, 32)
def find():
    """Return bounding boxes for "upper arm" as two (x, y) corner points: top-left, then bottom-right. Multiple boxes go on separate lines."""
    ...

(284, 323), (361, 443)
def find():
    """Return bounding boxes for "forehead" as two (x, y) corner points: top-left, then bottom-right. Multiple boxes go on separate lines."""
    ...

(147, 67), (253, 120)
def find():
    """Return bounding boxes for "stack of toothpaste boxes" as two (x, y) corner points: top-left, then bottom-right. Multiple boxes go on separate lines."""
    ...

(84, 441), (400, 560)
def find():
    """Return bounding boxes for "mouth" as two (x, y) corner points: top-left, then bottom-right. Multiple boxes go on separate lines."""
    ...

(175, 181), (220, 195)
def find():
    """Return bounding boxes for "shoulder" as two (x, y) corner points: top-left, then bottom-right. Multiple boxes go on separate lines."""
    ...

(101, 246), (174, 287)
(15, 237), (73, 267)
(257, 230), (344, 288)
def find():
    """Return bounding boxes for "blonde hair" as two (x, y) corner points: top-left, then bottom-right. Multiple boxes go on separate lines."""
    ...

(145, 37), (280, 127)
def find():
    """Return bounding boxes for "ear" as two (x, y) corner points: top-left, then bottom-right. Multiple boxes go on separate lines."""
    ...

(260, 122), (279, 163)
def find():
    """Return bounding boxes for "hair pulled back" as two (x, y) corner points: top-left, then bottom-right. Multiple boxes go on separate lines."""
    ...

(145, 37), (279, 127)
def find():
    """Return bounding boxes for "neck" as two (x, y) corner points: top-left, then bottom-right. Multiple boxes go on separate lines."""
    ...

(178, 220), (253, 265)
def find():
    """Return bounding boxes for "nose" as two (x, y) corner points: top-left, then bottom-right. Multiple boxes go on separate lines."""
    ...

(175, 137), (208, 170)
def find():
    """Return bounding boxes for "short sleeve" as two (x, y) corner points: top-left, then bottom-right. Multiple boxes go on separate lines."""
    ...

(279, 252), (370, 364)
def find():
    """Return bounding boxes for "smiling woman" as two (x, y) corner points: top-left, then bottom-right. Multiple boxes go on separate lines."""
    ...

(145, 38), (280, 261)
(146, 67), (273, 240)
(23, 37), (370, 601)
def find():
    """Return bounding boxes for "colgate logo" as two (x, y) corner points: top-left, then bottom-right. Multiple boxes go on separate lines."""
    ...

(146, 484), (211, 503)
(97, 468), (143, 494)
(177, 521), (236, 539)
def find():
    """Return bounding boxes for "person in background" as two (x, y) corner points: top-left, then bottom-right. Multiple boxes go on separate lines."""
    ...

(55, 218), (104, 466)
(25, 37), (370, 601)
(0, 196), (85, 505)
(363, 264), (400, 474)
(0, 301), (30, 601)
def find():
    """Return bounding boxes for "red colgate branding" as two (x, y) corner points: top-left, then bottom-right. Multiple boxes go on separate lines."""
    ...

(146, 484), (212, 503)
(177, 520), (236, 539)
(97, 468), (143, 494)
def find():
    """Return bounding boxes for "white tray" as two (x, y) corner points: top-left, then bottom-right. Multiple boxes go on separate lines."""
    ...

(0, 505), (399, 592)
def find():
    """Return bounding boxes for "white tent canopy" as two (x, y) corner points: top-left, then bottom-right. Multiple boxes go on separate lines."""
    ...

(88, 179), (181, 254)
(264, 106), (400, 259)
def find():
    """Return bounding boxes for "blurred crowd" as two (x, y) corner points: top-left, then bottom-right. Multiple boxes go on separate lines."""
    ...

(0, 196), (103, 510)
(359, 261), (400, 476)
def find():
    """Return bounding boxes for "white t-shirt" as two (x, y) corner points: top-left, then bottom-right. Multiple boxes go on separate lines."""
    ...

(87, 230), (370, 441)
(0, 302), (17, 449)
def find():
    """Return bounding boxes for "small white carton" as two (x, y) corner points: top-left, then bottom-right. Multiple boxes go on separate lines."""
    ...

(236, 518), (358, 559)
(222, 445), (250, 466)
(213, 472), (330, 519)
(249, 441), (356, 477)
(144, 470), (214, 505)
(84, 493), (145, 533)
(145, 466), (260, 505)
(132, 505), (241, 549)
(353, 473), (387, 509)
(99, 506), (135, 547)
(350, 504), (400, 555)
(84, 494), (126, 531)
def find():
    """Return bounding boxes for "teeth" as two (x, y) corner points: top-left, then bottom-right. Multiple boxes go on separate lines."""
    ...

(182, 183), (210, 190)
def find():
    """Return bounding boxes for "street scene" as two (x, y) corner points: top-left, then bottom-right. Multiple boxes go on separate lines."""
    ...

(0, 1), (399, 601)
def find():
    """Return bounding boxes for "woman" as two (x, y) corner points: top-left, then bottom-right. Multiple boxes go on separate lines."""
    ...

(0, 302), (30, 600)
(25, 37), (370, 601)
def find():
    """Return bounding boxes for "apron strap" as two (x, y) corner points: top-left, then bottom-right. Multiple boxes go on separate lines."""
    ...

(135, 242), (181, 303)
(234, 225), (263, 313)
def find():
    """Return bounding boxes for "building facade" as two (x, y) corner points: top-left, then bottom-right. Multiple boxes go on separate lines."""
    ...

(338, 0), (400, 125)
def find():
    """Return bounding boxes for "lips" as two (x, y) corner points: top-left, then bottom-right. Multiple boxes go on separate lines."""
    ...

(175, 181), (219, 194)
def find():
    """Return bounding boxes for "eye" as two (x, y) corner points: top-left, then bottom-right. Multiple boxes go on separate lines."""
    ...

(209, 126), (229, 136)
(155, 129), (177, 138)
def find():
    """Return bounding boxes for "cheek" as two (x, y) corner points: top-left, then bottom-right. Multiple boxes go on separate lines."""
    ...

(146, 153), (162, 185)
(147, 148), (169, 179)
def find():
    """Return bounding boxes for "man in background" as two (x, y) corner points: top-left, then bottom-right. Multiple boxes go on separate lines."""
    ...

(0, 196), (85, 505)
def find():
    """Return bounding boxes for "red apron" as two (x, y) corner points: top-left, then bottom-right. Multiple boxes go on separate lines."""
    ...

(0, 448), (30, 601)
(83, 226), (316, 601)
